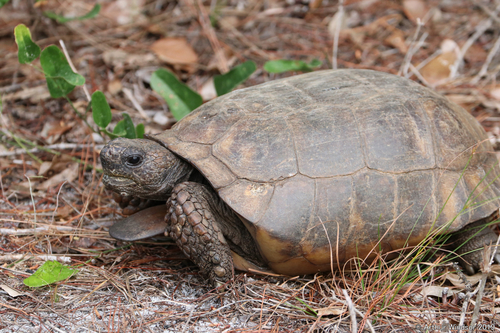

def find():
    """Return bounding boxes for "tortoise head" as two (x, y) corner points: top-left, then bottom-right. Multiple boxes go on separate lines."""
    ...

(100, 137), (192, 200)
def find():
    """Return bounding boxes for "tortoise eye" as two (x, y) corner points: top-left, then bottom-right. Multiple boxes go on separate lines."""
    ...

(126, 155), (143, 167)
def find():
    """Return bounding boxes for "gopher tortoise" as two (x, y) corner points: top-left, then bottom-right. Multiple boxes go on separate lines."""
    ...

(101, 69), (500, 285)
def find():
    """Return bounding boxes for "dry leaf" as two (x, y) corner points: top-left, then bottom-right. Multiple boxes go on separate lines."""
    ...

(2, 86), (50, 104)
(385, 30), (407, 53)
(316, 306), (346, 316)
(403, 0), (429, 23)
(328, 11), (349, 38)
(445, 94), (480, 105)
(200, 78), (217, 102)
(420, 285), (457, 298)
(490, 86), (500, 101)
(419, 39), (459, 86)
(219, 16), (239, 30)
(150, 38), (198, 65)
(108, 79), (123, 95)
(102, 0), (146, 25)
(309, 0), (322, 9)
(54, 205), (73, 219)
(153, 112), (170, 126)
(0, 284), (23, 297)
(103, 50), (156, 68)
(39, 155), (77, 177)
(37, 163), (79, 191)
(444, 271), (483, 288)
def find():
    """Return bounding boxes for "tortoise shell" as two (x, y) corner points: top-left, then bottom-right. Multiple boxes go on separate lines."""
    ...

(151, 69), (500, 275)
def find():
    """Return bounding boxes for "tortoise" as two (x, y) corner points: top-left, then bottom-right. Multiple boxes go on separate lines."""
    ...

(101, 69), (500, 286)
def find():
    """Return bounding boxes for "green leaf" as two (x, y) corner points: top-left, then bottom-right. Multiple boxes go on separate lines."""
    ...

(263, 59), (322, 73)
(14, 24), (41, 64)
(0, 0), (10, 8)
(151, 69), (203, 121)
(121, 113), (136, 139)
(91, 91), (112, 128)
(44, 4), (101, 23)
(23, 261), (78, 287)
(113, 120), (127, 137)
(136, 123), (145, 139)
(40, 46), (85, 98)
(214, 61), (256, 96)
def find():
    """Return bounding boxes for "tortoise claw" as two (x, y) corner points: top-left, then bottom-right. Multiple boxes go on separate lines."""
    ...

(109, 205), (168, 241)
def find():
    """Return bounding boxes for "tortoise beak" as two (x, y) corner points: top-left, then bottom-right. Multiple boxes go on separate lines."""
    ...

(102, 174), (136, 189)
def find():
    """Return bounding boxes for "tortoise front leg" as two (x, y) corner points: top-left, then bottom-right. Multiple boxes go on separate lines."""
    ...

(166, 182), (235, 286)
(112, 192), (160, 216)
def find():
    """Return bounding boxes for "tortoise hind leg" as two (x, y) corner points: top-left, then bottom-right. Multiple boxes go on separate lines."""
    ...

(452, 211), (500, 275)
(165, 182), (263, 286)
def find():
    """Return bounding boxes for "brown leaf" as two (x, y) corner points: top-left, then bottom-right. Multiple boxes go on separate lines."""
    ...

(420, 285), (457, 298)
(39, 155), (76, 177)
(200, 78), (217, 102)
(419, 39), (459, 86)
(490, 86), (500, 101)
(0, 284), (23, 297)
(441, 267), (500, 288)
(102, 0), (146, 25)
(72, 237), (97, 249)
(316, 306), (346, 316)
(385, 30), (408, 53)
(108, 79), (123, 95)
(402, 0), (429, 23)
(37, 163), (79, 191)
(219, 16), (239, 30)
(102, 49), (157, 68)
(55, 205), (74, 219)
(150, 38), (199, 65)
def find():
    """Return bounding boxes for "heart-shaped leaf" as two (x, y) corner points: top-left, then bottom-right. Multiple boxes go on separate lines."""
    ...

(14, 24), (41, 64)
(40, 46), (85, 98)
(264, 59), (322, 73)
(121, 113), (136, 139)
(91, 91), (112, 128)
(23, 261), (78, 287)
(214, 61), (256, 96)
(151, 69), (203, 120)
(136, 123), (145, 138)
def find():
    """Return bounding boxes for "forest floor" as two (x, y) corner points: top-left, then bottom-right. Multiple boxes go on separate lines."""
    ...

(2, 0), (500, 332)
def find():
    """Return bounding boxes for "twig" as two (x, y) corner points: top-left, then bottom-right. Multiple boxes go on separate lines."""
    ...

(469, 234), (500, 333)
(468, 274), (487, 333)
(472, 33), (500, 83)
(0, 168), (4, 199)
(25, 175), (37, 235)
(342, 289), (357, 333)
(0, 225), (81, 236)
(0, 254), (72, 263)
(122, 88), (150, 120)
(409, 64), (433, 88)
(474, 0), (500, 25)
(51, 181), (68, 224)
(44, 321), (67, 333)
(332, 0), (344, 69)
(0, 142), (105, 157)
(181, 306), (196, 333)
(330, 291), (375, 333)
(187, 0), (229, 73)
(450, 19), (493, 79)
(10, 134), (43, 164)
(399, 18), (425, 76)
(59, 40), (91, 102)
